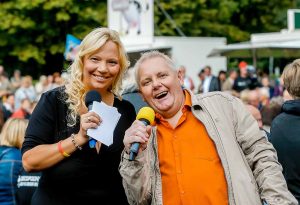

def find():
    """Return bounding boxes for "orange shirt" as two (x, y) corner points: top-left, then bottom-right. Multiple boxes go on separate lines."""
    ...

(156, 90), (228, 205)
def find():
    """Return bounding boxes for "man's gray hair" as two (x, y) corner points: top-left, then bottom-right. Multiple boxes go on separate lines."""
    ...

(133, 51), (176, 85)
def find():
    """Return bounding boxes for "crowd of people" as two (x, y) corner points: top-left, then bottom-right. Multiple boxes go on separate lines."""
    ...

(0, 27), (299, 205)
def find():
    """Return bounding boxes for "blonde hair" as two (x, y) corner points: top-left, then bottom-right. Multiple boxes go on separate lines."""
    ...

(64, 27), (130, 126)
(133, 51), (175, 86)
(282, 59), (300, 99)
(0, 118), (28, 149)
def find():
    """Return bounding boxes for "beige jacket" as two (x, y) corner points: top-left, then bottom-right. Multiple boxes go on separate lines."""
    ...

(119, 91), (298, 205)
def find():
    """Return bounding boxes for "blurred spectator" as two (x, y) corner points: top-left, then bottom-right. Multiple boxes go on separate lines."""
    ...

(218, 70), (227, 90)
(11, 98), (32, 119)
(273, 77), (284, 97)
(248, 89), (261, 109)
(178, 65), (195, 91)
(269, 59), (300, 203)
(0, 73), (12, 99)
(196, 69), (205, 94)
(222, 70), (237, 91)
(10, 69), (22, 92)
(121, 67), (147, 114)
(233, 61), (252, 92)
(261, 75), (274, 99)
(14, 76), (36, 110)
(260, 96), (283, 132)
(245, 104), (263, 129)
(259, 87), (270, 107)
(0, 118), (29, 205)
(46, 72), (62, 91)
(245, 104), (270, 139)
(202, 65), (220, 93)
(2, 93), (15, 121)
(35, 75), (48, 100)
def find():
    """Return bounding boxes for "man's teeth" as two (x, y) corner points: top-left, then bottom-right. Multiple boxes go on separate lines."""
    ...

(156, 91), (167, 98)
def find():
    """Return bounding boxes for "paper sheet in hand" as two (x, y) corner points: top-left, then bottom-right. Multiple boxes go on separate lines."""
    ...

(87, 101), (121, 146)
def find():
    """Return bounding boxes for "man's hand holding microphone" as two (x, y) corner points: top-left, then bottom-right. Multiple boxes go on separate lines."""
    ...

(124, 107), (155, 161)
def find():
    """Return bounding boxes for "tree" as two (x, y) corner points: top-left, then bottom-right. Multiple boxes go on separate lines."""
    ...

(0, 0), (107, 77)
(154, 0), (295, 43)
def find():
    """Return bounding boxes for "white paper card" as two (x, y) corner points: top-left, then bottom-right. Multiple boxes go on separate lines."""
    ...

(87, 101), (121, 146)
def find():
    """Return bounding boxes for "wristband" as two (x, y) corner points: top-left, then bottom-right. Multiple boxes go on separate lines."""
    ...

(58, 140), (70, 157)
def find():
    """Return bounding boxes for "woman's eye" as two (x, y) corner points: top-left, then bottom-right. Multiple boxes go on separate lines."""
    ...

(108, 61), (118, 65)
(90, 57), (98, 62)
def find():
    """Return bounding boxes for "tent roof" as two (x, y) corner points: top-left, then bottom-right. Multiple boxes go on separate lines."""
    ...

(208, 40), (300, 58)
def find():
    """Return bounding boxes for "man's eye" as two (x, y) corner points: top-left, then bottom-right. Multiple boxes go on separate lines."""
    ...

(159, 73), (167, 78)
(143, 81), (151, 86)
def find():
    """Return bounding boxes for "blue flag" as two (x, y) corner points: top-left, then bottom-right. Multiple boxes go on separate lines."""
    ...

(64, 34), (81, 61)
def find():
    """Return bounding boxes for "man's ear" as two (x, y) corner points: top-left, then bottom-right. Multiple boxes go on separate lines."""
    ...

(177, 69), (184, 85)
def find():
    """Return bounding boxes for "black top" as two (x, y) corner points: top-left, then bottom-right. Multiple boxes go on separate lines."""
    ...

(269, 100), (300, 203)
(22, 87), (136, 205)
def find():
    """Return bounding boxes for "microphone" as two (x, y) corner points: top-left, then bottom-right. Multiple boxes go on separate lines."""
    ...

(129, 107), (155, 161)
(85, 90), (102, 148)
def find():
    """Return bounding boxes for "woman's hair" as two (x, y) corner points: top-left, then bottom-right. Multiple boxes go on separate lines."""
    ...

(133, 50), (175, 85)
(64, 27), (130, 126)
(0, 118), (28, 148)
(282, 59), (300, 99)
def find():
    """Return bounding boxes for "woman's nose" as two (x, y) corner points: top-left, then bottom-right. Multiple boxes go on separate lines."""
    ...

(97, 62), (108, 72)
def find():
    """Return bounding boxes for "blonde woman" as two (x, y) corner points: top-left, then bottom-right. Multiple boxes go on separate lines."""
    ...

(0, 118), (28, 204)
(22, 28), (136, 205)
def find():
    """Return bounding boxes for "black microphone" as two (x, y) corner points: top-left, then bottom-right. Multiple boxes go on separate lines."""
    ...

(85, 90), (102, 148)
(129, 107), (155, 161)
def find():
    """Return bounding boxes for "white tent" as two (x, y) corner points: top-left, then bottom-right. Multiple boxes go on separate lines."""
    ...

(208, 31), (300, 71)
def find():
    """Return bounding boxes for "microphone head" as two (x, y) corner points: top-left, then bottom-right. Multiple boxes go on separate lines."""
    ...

(136, 107), (155, 125)
(85, 90), (102, 107)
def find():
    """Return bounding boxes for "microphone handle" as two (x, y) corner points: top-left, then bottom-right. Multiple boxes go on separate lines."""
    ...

(88, 104), (97, 148)
(129, 119), (150, 161)
(129, 142), (140, 161)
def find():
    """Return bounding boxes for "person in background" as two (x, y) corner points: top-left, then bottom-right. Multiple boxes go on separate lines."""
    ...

(21, 27), (135, 205)
(202, 65), (220, 93)
(35, 75), (48, 100)
(233, 61), (252, 93)
(245, 104), (270, 139)
(222, 69), (237, 91)
(270, 59), (300, 203)
(218, 70), (227, 90)
(178, 65), (195, 91)
(121, 67), (147, 114)
(10, 69), (22, 93)
(0, 73), (12, 99)
(2, 93), (15, 121)
(261, 75), (274, 99)
(0, 118), (29, 205)
(14, 76), (36, 110)
(11, 98), (32, 119)
(196, 69), (205, 94)
(119, 51), (297, 205)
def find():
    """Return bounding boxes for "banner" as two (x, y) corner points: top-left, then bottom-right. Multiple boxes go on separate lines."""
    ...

(64, 34), (81, 61)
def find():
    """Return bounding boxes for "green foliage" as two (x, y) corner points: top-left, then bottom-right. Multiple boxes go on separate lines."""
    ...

(0, 0), (106, 77)
(154, 0), (295, 42)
